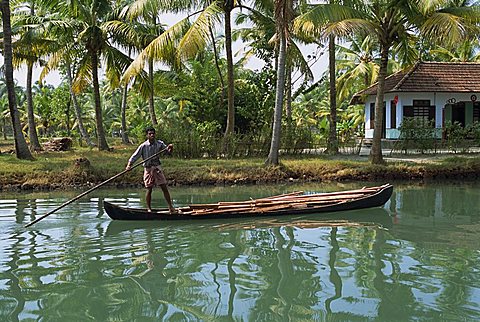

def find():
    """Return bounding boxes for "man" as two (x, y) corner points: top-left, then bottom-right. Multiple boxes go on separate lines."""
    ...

(126, 127), (176, 213)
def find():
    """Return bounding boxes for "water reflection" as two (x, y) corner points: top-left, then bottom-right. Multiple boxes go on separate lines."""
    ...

(104, 207), (392, 236)
(388, 184), (480, 250)
(325, 227), (342, 315)
(0, 183), (479, 320)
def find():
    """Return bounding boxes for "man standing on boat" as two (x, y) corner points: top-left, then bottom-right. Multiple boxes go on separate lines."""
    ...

(126, 127), (176, 213)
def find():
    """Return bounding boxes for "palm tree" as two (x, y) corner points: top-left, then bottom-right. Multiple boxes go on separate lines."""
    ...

(223, 0), (235, 137)
(429, 39), (480, 62)
(40, 28), (96, 147)
(44, 1), (150, 147)
(120, 69), (130, 144)
(115, 2), (167, 127)
(234, 2), (276, 65)
(104, 2), (165, 143)
(336, 33), (416, 102)
(0, 79), (25, 139)
(335, 34), (379, 102)
(295, 0), (480, 164)
(326, 31), (338, 154)
(53, 0), (118, 150)
(234, 0), (315, 164)
(75, 0), (110, 150)
(67, 60), (96, 146)
(10, 0), (47, 150)
(236, 1), (317, 96)
(123, 0), (241, 138)
(1, 0), (33, 160)
(265, 0), (294, 165)
(51, 0), (137, 151)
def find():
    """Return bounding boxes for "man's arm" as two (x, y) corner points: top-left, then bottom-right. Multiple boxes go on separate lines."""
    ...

(157, 140), (173, 155)
(126, 144), (143, 170)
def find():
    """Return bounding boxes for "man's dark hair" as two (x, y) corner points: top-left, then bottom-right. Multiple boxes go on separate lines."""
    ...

(145, 127), (155, 134)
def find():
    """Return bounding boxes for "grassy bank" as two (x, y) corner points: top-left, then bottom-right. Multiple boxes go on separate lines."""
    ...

(1, 142), (480, 191)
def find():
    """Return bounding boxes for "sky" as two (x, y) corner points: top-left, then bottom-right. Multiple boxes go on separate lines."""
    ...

(3, 11), (329, 89)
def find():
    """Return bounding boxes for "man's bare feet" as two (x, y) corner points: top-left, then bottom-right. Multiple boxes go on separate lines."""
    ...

(169, 207), (178, 214)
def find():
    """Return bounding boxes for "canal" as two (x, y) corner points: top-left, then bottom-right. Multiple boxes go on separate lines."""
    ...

(1, 182), (479, 320)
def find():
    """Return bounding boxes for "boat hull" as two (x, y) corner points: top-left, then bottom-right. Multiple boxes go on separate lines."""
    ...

(104, 184), (393, 221)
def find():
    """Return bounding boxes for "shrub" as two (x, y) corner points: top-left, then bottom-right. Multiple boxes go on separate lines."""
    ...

(397, 118), (436, 154)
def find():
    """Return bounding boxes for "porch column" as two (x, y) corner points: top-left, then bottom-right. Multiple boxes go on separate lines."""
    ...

(444, 104), (452, 125)
(396, 97), (402, 128)
(465, 101), (473, 126)
(385, 100), (391, 129)
(436, 104), (443, 128)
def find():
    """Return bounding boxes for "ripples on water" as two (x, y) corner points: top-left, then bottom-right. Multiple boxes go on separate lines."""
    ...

(0, 183), (479, 320)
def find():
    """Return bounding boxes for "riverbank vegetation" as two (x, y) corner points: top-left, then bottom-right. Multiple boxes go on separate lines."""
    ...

(1, 139), (480, 191)
(2, 0), (480, 169)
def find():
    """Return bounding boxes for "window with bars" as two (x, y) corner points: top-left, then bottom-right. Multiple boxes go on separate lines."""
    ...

(403, 100), (435, 125)
(474, 102), (480, 123)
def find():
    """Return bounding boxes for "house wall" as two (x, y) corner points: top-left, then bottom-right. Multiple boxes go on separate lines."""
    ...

(364, 92), (480, 139)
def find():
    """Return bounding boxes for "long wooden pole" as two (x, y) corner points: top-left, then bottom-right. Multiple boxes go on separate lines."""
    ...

(24, 147), (168, 228)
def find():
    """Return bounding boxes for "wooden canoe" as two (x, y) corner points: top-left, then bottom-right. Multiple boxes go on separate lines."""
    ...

(103, 184), (393, 221)
(104, 207), (393, 236)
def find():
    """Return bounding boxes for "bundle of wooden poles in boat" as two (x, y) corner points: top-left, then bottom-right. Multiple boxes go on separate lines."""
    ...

(180, 185), (387, 216)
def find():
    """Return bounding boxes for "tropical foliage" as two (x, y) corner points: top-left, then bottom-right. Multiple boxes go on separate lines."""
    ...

(1, 0), (480, 161)
(295, 0), (480, 164)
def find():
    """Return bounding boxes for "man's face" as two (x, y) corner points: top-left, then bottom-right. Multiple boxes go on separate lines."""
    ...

(147, 131), (155, 140)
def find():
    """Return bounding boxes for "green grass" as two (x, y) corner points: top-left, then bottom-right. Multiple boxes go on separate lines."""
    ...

(1, 139), (480, 189)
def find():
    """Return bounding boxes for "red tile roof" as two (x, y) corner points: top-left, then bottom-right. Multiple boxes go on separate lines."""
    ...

(351, 61), (480, 104)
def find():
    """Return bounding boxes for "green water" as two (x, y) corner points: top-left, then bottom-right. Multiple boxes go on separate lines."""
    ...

(1, 182), (479, 321)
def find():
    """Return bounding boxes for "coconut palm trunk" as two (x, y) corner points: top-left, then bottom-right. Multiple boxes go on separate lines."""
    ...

(285, 65), (293, 148)
(209, 24), (226, 112)
(266, 25), (287, 165)
(1, 0), (33, 160)
(25, 3), (41, 151)
(120, 48), (132, 145)
(90, 51), (109, 151)
(121, 83), (129, 144)
(66, 61), (94, 147)
(327, 33), (338, 154)
(148, 58), (158, 126)
(26, 62), (42, 150)
(224, 2), (235, 137)
(370, 45), (389, 164)
(285, 65), (292, 122)
(266, 0), (292, 165)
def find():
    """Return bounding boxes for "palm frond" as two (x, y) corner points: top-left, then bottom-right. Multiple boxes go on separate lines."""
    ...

(293, 4), (363, 35)
(104, 46), (133, 89)
(122, 17), (190, 84)
(324, 19), (375, 40)
(103, 19), (145, 52)
(288, 41), (314, 83)
(421, 12), (467, 45)
(122, 0), (150, 20)
(177, 3), (223, 61)
(130, 68), (150, 99)
(72, 56), (92, 94)
(39, 50), (65, 82)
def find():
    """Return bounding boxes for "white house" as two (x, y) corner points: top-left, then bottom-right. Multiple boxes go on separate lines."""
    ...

(350, 61), (480, 139)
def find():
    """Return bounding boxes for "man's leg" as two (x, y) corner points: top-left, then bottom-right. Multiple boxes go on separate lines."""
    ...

(160, 184), (176, 213)
(146, 187), (153, 211)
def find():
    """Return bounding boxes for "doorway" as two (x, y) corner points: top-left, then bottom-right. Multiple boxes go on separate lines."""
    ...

(451, 102), (465, 126)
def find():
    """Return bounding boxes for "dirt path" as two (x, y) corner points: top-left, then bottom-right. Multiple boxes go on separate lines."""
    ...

(385, 152), (478, 164)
